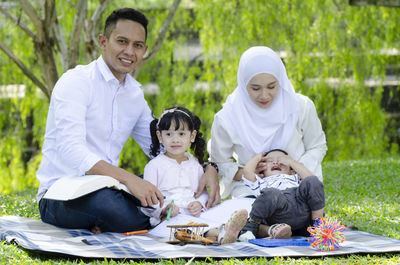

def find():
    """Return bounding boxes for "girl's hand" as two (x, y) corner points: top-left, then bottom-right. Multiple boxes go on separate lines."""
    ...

(160, 203), (179, 220)
(187, 201), (203, 217)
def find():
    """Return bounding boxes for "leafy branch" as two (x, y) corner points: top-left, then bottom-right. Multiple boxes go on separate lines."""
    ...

(0, 0), (181, 100)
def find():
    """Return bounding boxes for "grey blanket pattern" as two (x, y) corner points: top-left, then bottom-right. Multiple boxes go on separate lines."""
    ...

(1, 216), (400, 259)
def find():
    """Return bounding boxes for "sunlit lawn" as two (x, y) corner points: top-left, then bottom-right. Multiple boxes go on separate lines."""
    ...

(1, 157), (399, 264)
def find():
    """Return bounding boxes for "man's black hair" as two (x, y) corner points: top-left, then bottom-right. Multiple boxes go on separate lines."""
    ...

(104, 8), (148, 39)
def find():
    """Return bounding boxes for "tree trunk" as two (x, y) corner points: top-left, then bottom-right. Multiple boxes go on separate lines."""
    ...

(0, 0), (182, 100)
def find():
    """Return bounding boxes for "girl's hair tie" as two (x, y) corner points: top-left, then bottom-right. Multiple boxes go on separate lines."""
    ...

(157, 108), (191, 127)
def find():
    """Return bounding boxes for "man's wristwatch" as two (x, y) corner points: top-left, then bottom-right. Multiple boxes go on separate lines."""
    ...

(203, 162), (219, 173)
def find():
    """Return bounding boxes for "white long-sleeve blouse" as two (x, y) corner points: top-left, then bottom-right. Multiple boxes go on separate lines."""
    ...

(209, 93), (327, 199)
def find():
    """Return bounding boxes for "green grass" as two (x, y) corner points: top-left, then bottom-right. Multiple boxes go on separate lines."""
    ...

(1, 157), (400, 264)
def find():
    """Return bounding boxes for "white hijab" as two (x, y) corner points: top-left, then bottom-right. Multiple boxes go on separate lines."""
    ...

(218, 46), (299, 154)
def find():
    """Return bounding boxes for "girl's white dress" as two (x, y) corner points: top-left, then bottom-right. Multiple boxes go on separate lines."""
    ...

(141, 152), (208, 226)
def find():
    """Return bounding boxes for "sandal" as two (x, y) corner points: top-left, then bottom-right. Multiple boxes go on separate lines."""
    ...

(267, 223), (292, 239)
(219, 209), (248, 244)
(239, 218), (260, 238)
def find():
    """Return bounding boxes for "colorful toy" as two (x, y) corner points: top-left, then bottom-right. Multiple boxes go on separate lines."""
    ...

(307, 217), (346, 251)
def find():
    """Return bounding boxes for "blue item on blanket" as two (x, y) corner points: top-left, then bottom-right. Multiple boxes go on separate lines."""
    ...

(249, 238), (311, 247)
(2, 216), (400, 259)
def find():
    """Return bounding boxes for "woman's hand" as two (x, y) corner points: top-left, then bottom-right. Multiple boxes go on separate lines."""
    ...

(187, 201), (203, 217)
(195, 165), (221, 208)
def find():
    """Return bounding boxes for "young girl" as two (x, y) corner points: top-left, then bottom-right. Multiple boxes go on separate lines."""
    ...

(142, 106), (247, 244)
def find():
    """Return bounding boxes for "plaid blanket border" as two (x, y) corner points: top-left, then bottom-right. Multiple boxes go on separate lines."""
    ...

(1, 216), (400, 259)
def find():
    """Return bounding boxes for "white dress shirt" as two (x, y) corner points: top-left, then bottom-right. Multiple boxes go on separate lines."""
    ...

(209, 93), (327, 199)
(36, 56), (154, 201)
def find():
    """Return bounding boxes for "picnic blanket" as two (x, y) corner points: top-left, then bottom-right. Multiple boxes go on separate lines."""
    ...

(1, 215), (400, 259)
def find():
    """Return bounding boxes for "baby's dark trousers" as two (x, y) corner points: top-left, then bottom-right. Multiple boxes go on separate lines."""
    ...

(249, 175), (325, 236)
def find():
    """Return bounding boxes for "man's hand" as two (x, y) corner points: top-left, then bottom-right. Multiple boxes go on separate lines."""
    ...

(195, 165), (221, 208)
(125, 177), (164, 208)
(187, 201), (202, 217)
(86, 160), (164, 208)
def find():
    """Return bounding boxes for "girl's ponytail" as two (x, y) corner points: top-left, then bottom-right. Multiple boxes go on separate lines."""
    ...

(149, 118), (160, 157)
(190, 114), (206, 164)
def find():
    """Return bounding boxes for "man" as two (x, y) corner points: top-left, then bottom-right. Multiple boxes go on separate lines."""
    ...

(37, 8), (220, 234)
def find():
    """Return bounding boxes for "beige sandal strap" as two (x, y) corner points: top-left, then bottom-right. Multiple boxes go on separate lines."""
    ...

(268, 223), (289, 238)
(267, 224), (279, 238)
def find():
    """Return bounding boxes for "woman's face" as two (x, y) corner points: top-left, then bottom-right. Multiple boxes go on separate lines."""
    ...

(246, 73), (279, 109)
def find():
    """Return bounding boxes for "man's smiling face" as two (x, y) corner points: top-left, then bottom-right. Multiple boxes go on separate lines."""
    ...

(99, 19), (147, 83)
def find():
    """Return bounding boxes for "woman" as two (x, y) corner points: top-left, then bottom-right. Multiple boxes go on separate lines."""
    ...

(209, 46), (327, 199)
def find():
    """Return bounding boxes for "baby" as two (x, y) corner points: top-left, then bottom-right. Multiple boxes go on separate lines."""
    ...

(239, 149), (325, 239)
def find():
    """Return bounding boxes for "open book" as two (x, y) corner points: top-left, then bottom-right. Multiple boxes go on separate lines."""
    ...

(43, 174), (130, 201)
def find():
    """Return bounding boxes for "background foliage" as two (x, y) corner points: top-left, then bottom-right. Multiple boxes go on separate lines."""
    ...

(0, 0), (399, 193)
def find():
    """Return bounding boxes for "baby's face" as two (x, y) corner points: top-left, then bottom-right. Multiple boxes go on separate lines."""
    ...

(263, 151), (292, 176)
